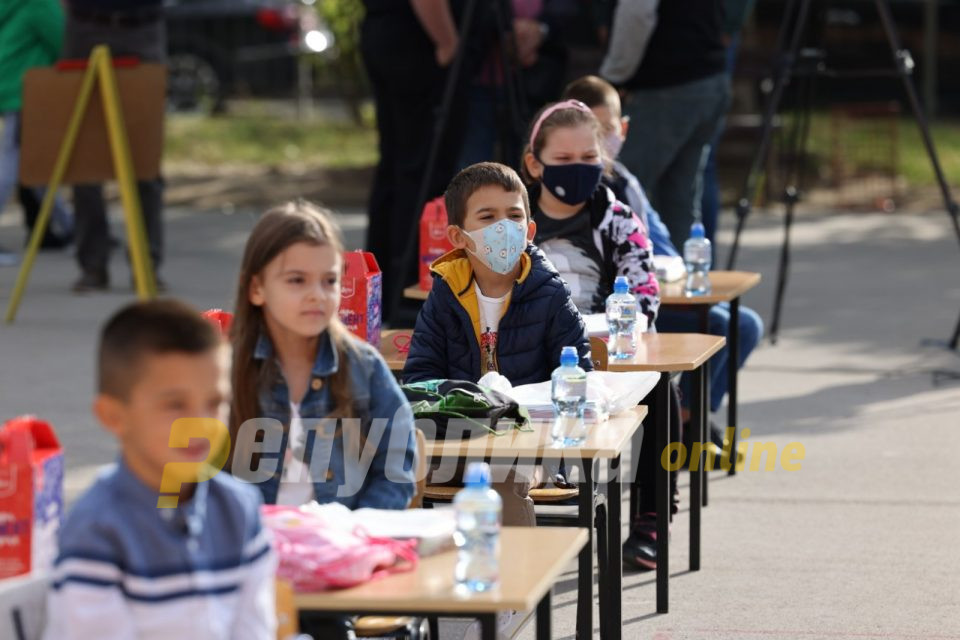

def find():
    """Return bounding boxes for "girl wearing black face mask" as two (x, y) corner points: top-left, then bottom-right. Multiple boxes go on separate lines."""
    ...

(523, 100), (661, 325)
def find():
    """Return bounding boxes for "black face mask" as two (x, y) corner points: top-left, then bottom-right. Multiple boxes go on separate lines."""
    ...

(539, 161), (604, 205)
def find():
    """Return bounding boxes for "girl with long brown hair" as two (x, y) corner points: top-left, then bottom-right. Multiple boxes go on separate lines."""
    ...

(229, 200), (416, 510)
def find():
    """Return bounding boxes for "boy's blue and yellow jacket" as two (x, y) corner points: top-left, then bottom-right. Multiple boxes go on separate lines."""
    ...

(402, 244), (592, 385)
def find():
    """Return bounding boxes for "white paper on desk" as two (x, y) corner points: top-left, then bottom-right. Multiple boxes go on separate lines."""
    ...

(510, 371), (658, 421)
(300, 503), (457, 556)
(352, 508), (456, 556)
(654, 255), (686, 283)
(583, 313), (649, 338)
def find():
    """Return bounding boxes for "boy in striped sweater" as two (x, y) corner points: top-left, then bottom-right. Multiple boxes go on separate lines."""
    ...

(43, 300), (276, 639)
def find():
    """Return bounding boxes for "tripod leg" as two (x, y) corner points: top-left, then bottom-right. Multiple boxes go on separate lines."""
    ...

(727, 0), (814, 269)
(873, 0), (960, 350)
(492, 0), (527, 166)
(386, 0), (480, 322)
(770, 63), (818, 343)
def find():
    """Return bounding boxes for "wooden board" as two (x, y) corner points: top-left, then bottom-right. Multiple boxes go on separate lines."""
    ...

(404, 284), (429, 301)
(19, 63), (166, 186)
(603, 333), (726, 372)
(295, 527), (588, 614)
(659, 270), (762, 305)
(422, 406), (646, 461)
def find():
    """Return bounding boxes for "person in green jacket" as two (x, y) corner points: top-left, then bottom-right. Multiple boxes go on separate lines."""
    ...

(0, 0), (74, 266)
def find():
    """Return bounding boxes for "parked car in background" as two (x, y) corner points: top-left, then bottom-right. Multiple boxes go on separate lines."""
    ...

(165, 0), (333, 112)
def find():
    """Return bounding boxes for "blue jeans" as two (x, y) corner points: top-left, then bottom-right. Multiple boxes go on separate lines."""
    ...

(0, 112), (73, 240)
(657, 302), (763, 413)
(620, 72), (731, 245)
(701, 37), (743, 249)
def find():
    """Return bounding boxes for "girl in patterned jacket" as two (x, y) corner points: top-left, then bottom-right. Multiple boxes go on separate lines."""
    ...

(525, 100), (676, 572)
(523, 99), (660, 326)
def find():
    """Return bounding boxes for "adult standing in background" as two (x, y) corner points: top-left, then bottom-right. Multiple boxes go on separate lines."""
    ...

(0, 0), (74, 267)
(700, 0), (757, 249)
(63, 0), (166, 293)
(600, 0), (730, 245)
(360, 0), (479, 323)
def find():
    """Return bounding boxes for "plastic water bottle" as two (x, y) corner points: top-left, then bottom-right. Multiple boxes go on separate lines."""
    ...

(454, 462), (502, 592)
(551, 346), (588, 446)
(684, 221), (712, 296)
(605, 276), (638, 359)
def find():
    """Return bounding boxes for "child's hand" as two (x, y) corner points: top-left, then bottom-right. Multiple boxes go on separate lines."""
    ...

(435, 35), (459, 67)
(513, 18), (543, 68)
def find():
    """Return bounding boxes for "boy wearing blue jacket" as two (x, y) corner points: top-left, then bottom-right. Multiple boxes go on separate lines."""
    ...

(404, 161), (591, 385)
(403, 162), (591, 525)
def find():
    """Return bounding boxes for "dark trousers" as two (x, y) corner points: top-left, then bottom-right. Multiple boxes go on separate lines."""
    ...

(635, 380), (682, 514)
(63, 16), (166, 274)
(360, 15), (470, 320)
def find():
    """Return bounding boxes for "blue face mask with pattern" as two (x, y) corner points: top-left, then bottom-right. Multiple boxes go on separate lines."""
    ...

(462, 219), (528, 274)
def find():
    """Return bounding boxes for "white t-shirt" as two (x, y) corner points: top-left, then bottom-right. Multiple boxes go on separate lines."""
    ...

(475, 284), (509, 375)
(275, 401), (315, 506)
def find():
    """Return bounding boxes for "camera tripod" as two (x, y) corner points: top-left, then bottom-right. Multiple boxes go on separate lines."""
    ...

(724, 0), (960, 348)
(386, 0), (529, 322)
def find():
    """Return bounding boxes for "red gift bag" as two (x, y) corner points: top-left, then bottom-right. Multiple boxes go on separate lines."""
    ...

(0, 417), (64, 578)
(339, 251), (382, 348)
(202, 309), (233, 337)
(419, 197), (454, 291)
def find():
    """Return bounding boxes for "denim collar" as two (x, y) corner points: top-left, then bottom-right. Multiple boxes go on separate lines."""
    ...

(114, 457), (209, 538)
(253, 330), (339, 378)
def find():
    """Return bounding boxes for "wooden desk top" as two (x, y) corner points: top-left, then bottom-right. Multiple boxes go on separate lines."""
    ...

(659, 270), (761, 305)
(604, 333), (725, 372)
(423, 406), (646, 461)
(380, 329), (412, 372)
(295, 527), (588, 614)
(404, 285), (430, 301)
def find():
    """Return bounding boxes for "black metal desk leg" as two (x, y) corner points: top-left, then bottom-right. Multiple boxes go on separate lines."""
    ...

(536, 590), (552, 640)
(577, 459), (595, 638)
(655, 373), (670, 614)
(690, 365), (704, 572)
(727, 296), (741, 475)
(699, 307), (711, 507)
(607, 455), (622, 639)
(479, 613), (497, 640)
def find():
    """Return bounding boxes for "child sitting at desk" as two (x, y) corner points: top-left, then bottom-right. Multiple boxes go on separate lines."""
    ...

(403, 161), (592, 526)
(523, 98), (679, 571)
(562, 75), (764, 456)
(44, 300), (276, 639)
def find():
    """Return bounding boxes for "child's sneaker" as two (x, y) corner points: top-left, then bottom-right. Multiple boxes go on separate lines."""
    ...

(622, 512), (661, 571)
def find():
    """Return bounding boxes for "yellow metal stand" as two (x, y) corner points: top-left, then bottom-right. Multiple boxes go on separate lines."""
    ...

(5, 45), (156, 324)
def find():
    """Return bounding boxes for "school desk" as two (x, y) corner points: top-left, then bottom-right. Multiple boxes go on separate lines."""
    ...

(295, 527), (588, 640)
(595, 332), (726, 613)
(420, 406), (645, 640)
(659, 270), (762, 478)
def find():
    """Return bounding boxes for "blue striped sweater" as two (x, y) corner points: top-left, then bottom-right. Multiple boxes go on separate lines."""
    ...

(43, 461), (276, 639)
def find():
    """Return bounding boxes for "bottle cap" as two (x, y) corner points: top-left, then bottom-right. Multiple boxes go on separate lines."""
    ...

(560, 346), (578, 367)
(613, 275), (629, 294)
(464, 462), (491, 487)
(690, 221), (706, 239)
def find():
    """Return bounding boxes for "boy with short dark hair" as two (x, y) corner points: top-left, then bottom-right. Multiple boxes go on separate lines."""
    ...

(404, 161), (591, 384)
(403, 162), (591, 526)
(43, 299), (276, 640)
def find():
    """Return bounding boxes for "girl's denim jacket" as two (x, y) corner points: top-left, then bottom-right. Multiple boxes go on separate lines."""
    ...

(249, 331), (416, 509)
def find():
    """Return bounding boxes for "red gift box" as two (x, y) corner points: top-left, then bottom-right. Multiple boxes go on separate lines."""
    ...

(0, 417), (63, 579)
(419, 197), (454, 290)
(339, 251), (382, 348)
